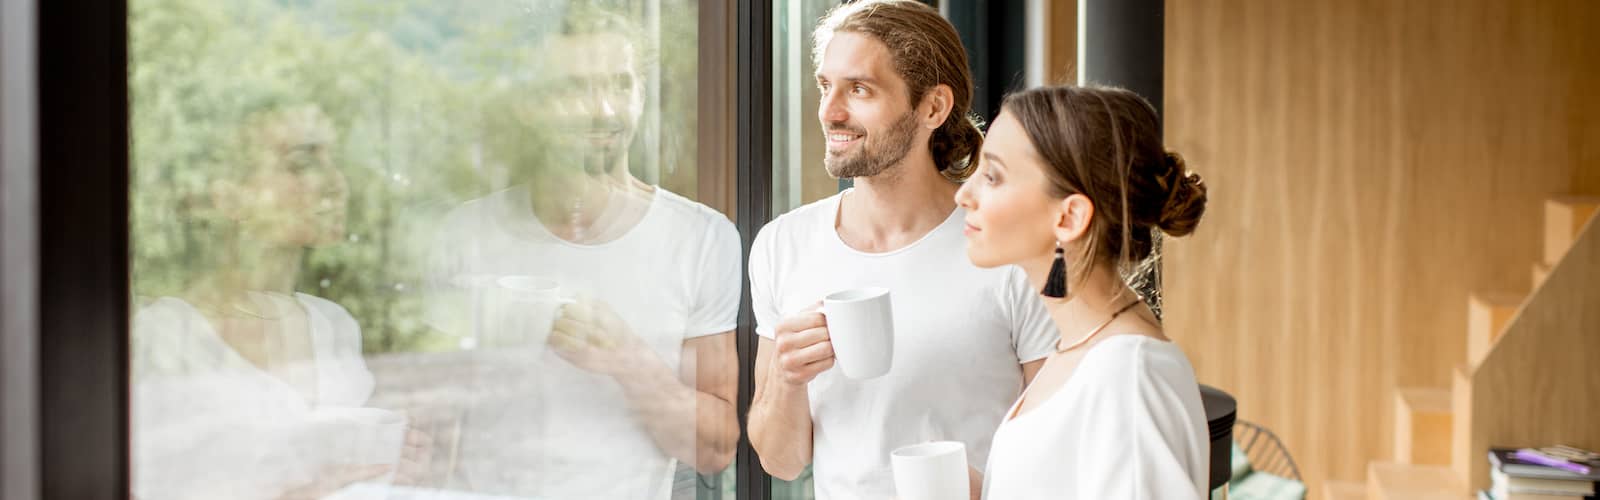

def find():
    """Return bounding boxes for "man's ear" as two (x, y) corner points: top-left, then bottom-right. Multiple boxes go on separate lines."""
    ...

(920, 83), (955, 130)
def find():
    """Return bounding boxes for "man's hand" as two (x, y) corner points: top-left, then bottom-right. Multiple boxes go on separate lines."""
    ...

(771, 303), (835, 385)
(549, 296), (652, 377)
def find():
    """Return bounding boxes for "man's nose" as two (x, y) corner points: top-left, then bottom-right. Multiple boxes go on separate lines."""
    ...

(590, 86), (619, 118)
(819, 88), (848, 125)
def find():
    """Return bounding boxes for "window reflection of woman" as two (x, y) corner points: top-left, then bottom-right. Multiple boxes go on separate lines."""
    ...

(190, 105), (350, 392)
(132, 104), (429, 500)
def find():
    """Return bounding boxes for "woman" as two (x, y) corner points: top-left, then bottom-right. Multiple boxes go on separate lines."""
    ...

(132, 104), (428, 500)
(955, 85), (1211, 499)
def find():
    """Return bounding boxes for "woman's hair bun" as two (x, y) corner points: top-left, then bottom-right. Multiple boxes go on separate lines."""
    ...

(1156, 151), (1206, 237)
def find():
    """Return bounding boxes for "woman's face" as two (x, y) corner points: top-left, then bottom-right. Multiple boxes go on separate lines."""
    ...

(954, 110), (1061, 269)
(235, 141), (349, 248)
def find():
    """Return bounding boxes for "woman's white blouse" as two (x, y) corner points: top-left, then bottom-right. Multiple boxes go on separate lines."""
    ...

(131, 295), (380, 500)
(983, 335), (1210, 500)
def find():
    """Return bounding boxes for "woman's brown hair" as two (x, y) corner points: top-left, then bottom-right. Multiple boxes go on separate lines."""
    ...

(1003, 85), (1207, 281)
(814, 0), (983, 180)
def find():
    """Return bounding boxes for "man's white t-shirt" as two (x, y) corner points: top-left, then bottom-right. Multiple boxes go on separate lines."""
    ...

(750, 191), (1058, 500)
(428, 186), (740, 499)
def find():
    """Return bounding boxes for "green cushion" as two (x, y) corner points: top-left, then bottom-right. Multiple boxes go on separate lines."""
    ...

(1228, 471), (1307, 500)
(1231, 443), (1253, 484)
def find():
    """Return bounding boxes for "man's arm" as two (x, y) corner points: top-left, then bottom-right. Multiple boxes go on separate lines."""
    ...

(1021, 358), (1046, 387)
(748, 309), (834, 481)
(748, 336), (812, 480)
(969, 358), (1047, 498)
(609, 332), (739, 475)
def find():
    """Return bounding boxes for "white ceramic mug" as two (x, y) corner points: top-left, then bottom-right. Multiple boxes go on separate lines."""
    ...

(821, 287), (894, 379)
(492, 275), (576, 351)
(891, 441), (970, 500)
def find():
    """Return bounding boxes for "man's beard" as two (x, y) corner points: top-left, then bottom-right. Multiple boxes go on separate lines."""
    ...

(824, 110), (919, 179)
(553, 125), (633, 176)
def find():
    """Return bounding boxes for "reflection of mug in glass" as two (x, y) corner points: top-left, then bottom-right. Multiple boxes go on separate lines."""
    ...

(821, 287), (894, 379)
(491, 276), (575, 350)
(891, 441), (970, 500)
(448, 273), (502, 350)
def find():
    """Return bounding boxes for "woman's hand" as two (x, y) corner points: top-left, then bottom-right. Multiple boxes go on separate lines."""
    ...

(275, 464), (391, 500)
(393, 426), (435, 486)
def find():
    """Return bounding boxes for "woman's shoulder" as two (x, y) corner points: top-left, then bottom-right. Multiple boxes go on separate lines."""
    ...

(293, 293), (354, 320)
(1076, 334), (1200, 390)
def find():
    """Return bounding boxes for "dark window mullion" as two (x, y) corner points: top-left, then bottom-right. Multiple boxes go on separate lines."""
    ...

(735, 0), (775, 499)
(34, 0), (131, 498)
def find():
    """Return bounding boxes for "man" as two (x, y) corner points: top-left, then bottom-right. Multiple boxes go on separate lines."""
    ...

(746, 1), (1057, 498)
(427, 5), (739, 498)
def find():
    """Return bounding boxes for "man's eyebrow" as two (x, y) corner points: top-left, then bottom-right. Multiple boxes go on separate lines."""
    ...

(815, 74), (880, 86)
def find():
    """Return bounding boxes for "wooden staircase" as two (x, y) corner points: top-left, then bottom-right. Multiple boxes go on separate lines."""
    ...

(1326, 195), (1600, 500)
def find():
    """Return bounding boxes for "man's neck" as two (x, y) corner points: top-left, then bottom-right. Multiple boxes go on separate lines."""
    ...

(524, 161), (654, 244)
(835, 152), (959, 253)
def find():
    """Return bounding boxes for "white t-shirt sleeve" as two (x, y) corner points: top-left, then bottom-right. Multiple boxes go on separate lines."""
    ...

(1070, 341), (1208, 500)
(749, 224), (780, 339)
(684, 214), (742, 338)
(1005, 266), (1058, 363)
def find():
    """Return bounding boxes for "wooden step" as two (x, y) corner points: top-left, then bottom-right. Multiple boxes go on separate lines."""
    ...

(1366, 462), (1466, 500)
(1466, 292), (1522, 367)
(1394, 387), (1453, 465)
(1531, 262), (1552, 289)
(1543, 195), (1600, 267)
(1450, 364), (1474, 485)
(1324, 479), (1367, 500)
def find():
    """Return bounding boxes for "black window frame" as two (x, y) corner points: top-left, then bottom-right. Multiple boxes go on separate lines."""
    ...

(6, 0), (779, 498)
(5, 0), (132, 498)
(3, 0), (1167, 497)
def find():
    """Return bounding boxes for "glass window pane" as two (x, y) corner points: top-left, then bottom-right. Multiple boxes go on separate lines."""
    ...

(128, 1), (737, 499)
(772, 0), (843, 215)
(768, 0), (836, 498)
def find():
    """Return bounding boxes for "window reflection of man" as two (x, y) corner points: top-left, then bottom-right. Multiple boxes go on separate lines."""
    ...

(428, 6), (739, 499)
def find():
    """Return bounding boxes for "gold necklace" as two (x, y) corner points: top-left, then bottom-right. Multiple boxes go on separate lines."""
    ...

(193, 291), (293, 320)
(1055, 299), (1142, 353)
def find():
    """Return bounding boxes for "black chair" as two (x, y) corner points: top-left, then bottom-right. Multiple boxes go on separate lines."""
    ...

(1233, 419), (1302, 481)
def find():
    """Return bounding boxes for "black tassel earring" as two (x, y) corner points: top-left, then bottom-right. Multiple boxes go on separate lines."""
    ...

(1042, 244), (1068, 298)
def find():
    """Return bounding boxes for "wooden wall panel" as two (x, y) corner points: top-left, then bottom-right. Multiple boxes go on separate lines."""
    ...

(1161, 0), (1600, 495)
(697, 0), (738, 218)
(1045, 0), (1076, 84)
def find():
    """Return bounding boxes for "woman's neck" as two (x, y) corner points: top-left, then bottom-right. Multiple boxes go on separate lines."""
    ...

(1021, 257), (1149, 345)
(199, 241), (303, 299)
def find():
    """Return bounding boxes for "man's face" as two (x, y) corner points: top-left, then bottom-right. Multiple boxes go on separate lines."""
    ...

(537, 32), (643, 164)
(815, 32), (921, 179)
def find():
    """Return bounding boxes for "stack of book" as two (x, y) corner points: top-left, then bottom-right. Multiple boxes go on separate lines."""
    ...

(1480, 446), (1600, 500)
